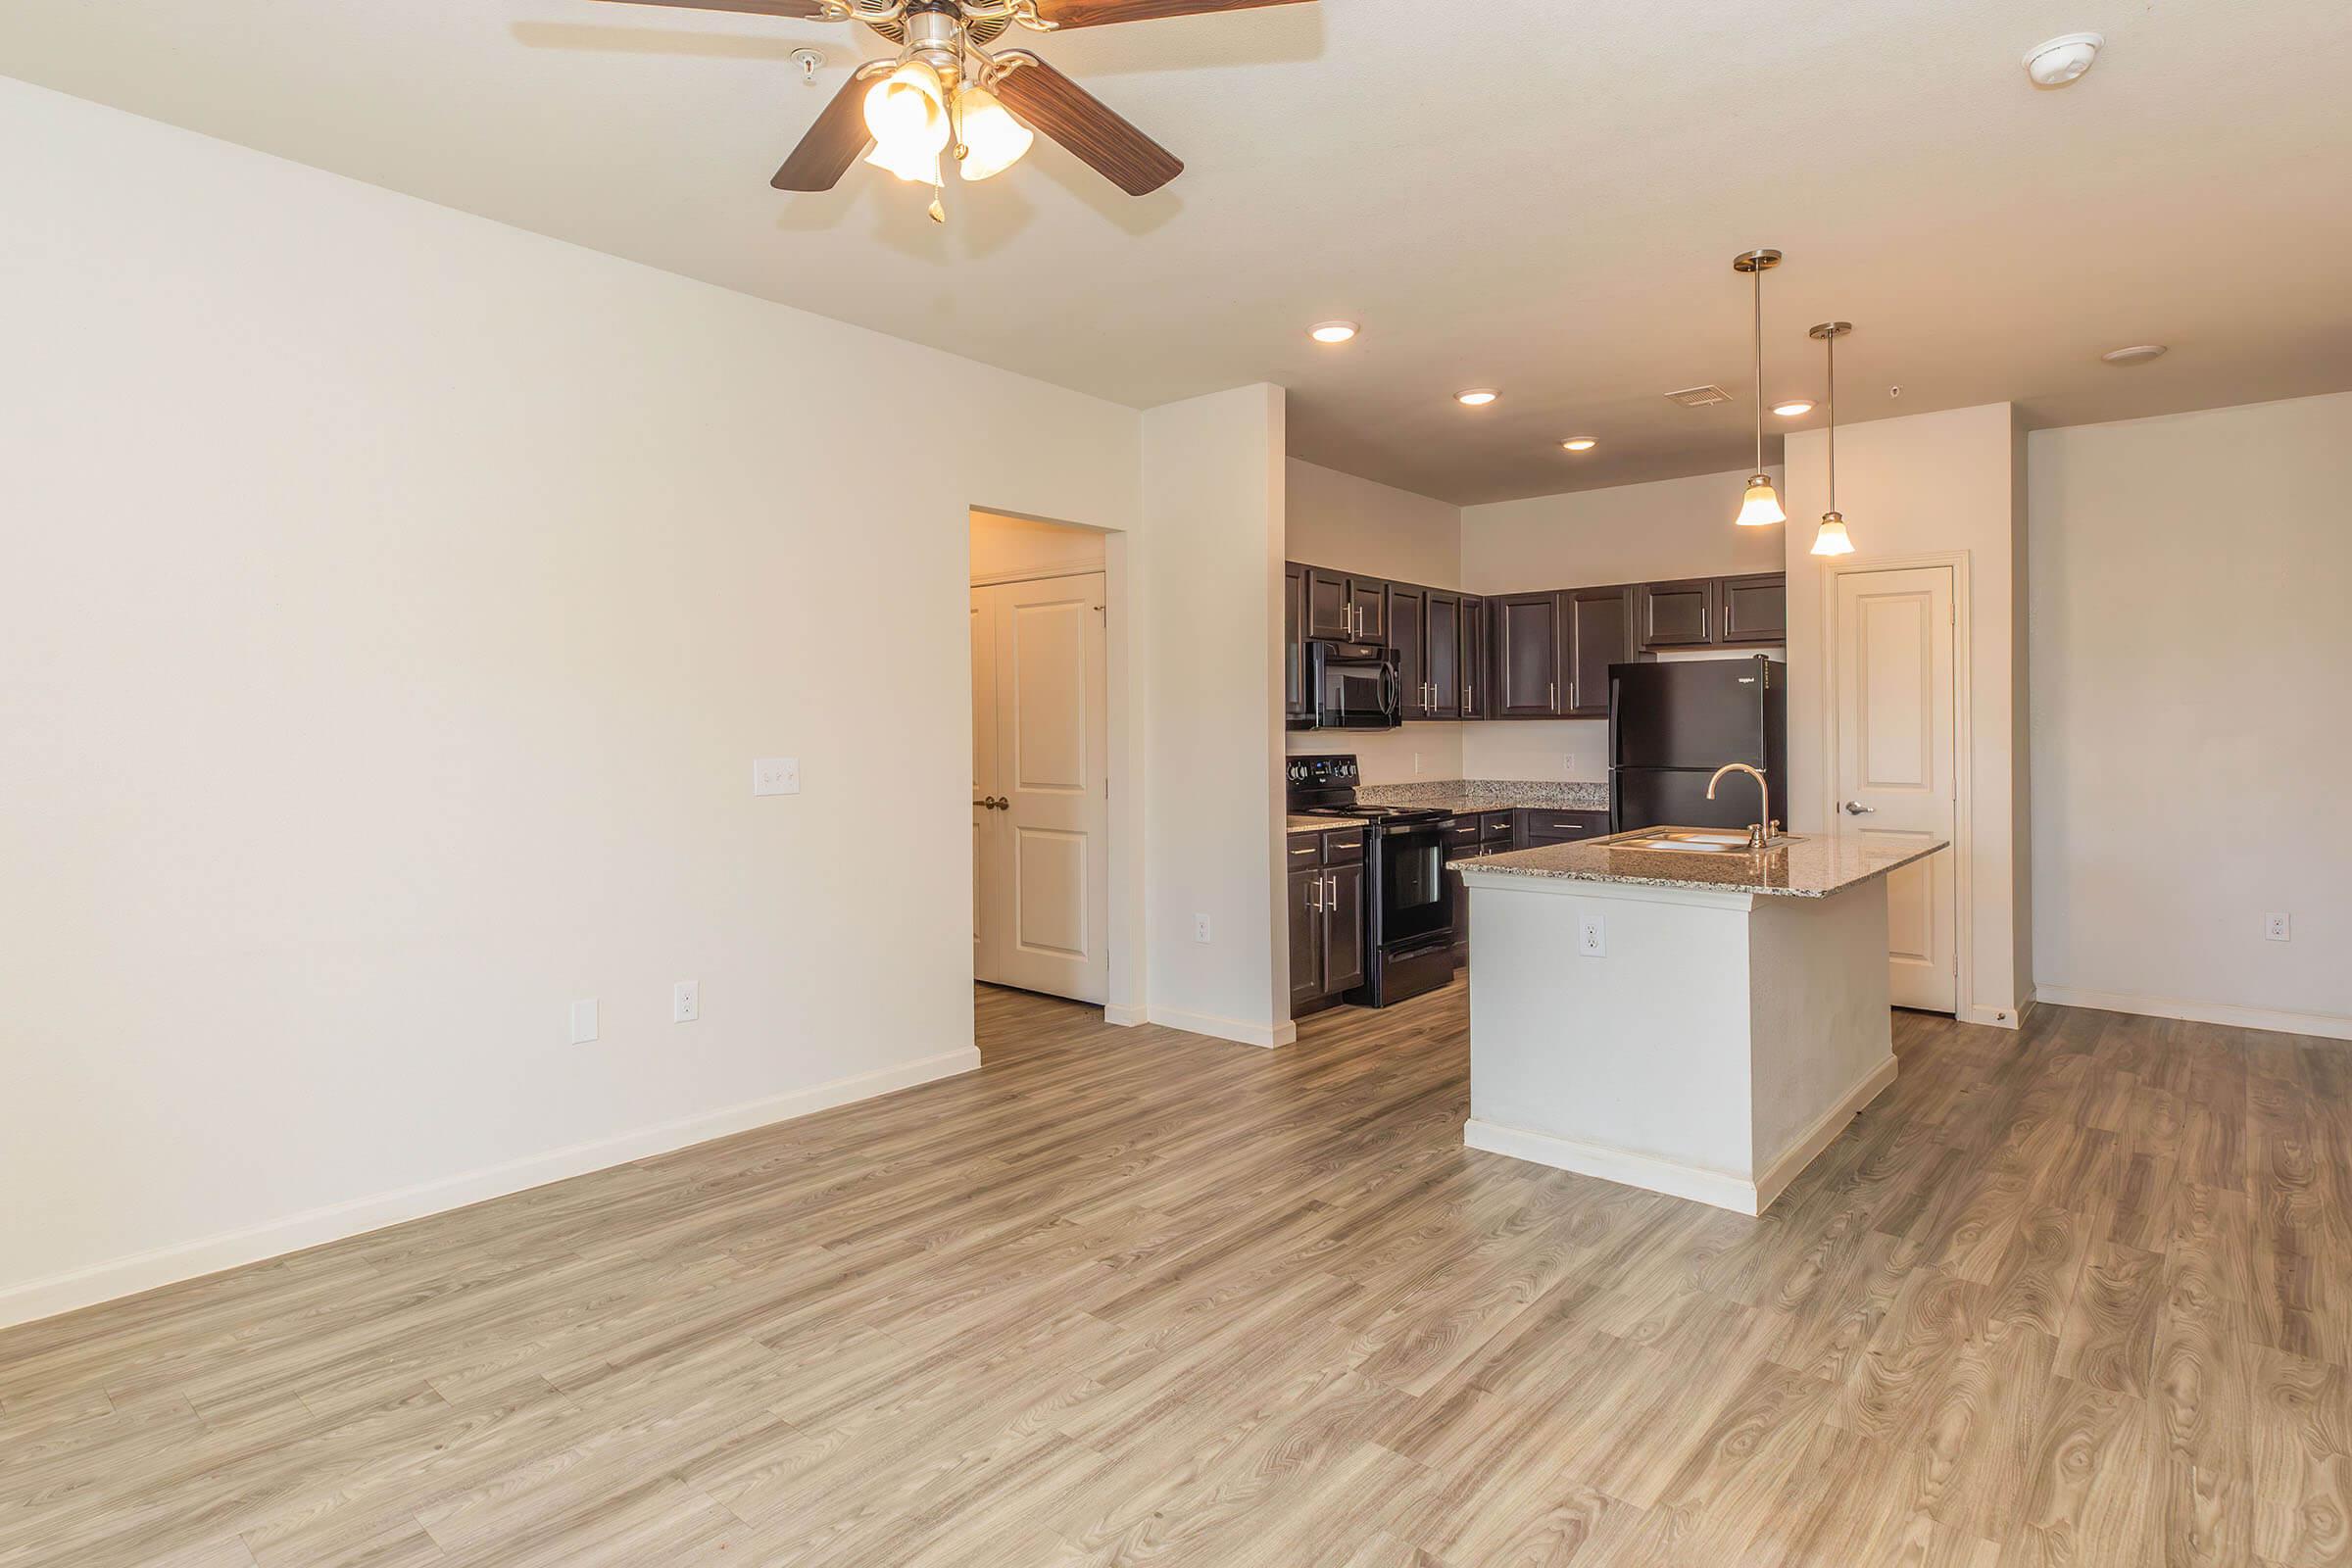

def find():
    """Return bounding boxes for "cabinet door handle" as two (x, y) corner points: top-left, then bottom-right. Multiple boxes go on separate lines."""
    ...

(1306, 875), (1324, 911)
(1291, 843), (1318, 857)
(1326, 872), (1339, 906)
(1547, 681), (1557, 710)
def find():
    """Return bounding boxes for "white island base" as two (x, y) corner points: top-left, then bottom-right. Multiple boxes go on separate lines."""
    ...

(1460, 864), (1898, 1216)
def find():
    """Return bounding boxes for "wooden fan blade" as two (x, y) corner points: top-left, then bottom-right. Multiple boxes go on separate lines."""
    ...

(590, 0), (835, 18)
(992, 58), (1182, 195)
(1031, 0), (1315, 27)
(772, 73), (873, 191)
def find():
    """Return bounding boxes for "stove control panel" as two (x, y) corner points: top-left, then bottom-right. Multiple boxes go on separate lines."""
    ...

(1287, 756), (1358, 786)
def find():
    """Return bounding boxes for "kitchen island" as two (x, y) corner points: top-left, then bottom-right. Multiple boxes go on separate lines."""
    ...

(1455, 828), (1947, 1215)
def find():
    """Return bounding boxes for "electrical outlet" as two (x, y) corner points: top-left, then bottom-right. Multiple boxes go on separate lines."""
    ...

(569, 998), (599, 1045)
(1578, 913), (1606, 957)
(1194, 914), (1212, 944)
(752, 758), (800, 797)
(1563, 754), (1576, 773)
(672, 980), (700, 1022)
(2265, 913), (2291, 943)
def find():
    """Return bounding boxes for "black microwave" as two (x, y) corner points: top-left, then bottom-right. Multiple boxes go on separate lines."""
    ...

(1309, 640), (1401, 730)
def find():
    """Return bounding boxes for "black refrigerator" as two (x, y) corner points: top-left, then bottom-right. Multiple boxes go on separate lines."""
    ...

(1607, 657), (1788, 833)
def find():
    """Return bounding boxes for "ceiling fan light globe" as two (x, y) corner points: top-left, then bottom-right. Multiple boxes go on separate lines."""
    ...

(955, 86), (1034, 181)
(863, 63), (950, 160)
(1734, 476), (1787, 527)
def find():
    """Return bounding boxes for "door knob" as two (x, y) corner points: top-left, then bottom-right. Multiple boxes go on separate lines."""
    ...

(993, 796), (1009, 810)
(1843, 800), (1875, 814)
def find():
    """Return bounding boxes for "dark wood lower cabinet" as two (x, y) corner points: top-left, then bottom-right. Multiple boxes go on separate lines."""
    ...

(1322, 863), (1365, 994)
(1287, 830), (1366, 1015)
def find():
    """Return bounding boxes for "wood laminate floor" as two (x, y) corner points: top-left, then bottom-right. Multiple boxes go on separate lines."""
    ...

(4, 983), (2349, 1567)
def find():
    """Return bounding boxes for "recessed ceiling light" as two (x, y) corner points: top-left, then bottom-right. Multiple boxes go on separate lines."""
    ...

(1308, 320), (1358, 345)
(1456, 389), (1499, 407)
(1561, 437), (1597, 452)
(2100, 343), (2168, 367)
(1772, 399), (1814, 417)
(2024, 31), (2104, 88)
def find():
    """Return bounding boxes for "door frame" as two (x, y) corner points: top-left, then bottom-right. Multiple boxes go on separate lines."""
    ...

(1816, 550), (1973, 1020)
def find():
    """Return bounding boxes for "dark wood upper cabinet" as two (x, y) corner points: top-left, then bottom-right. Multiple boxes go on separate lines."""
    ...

(1638, 578), (1719, 650)
(1493, 592), (1563, 716)
(1301, 566), (1389, 642)
(1389, 586), (1429, 720)
(1283, 564), (1310, 725)
(1565, 586), (1632, 717)
(1457, 597), (1486, 718)
(1426, 590), (1462, 720)
(1303, 568), (1352, 640)
(1719, 572), (1788, 644)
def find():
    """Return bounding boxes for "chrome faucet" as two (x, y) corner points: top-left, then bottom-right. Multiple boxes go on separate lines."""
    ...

(1706, 762), (1776, 850)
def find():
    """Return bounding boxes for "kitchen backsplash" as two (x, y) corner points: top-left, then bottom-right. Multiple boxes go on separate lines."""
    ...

(1358, 778), (1611, 811)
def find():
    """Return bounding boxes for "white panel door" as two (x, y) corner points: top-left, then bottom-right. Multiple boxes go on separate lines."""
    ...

(1833, 565), (1958, 1012)
(971, 573), (1108, 1004)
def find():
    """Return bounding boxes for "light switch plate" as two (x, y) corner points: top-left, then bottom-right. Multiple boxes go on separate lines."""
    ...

(569, 998), (599, 1045)
(672, 980), (699, 1023)
(753, 758), (800, 797)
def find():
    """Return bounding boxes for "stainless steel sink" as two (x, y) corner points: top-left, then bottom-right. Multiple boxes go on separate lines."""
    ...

(1606, 827), (1804, 854)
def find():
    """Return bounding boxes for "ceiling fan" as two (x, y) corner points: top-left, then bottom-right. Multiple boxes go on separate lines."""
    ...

(594, 0), (1316, 212)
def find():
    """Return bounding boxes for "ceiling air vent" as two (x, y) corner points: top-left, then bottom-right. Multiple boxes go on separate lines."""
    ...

(1664, 384), (1734, 409)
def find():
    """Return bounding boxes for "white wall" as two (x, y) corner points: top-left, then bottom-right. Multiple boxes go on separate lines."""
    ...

(0, 81), (1288, 1325)
(1141, 387), (1290, 1045)
(1286, 459), (1460, 587)
(1457, 465), (1786, 783)
(2028, 393), (2352, 1038)
(1784, 404), (2029, 1026)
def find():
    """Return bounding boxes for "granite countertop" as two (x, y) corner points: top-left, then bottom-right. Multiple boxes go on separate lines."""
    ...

(1454, 831), (1948, 899)
(1289, 814), (1359, 836)
(1355, 779), (1611, 813)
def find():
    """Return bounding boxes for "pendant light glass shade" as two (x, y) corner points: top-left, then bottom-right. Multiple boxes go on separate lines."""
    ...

(1810, 512), (1855, 556)
(954, 85), (1033, 181)
(862, 62), (949, 183)
(1731, 249), (1786, 529)
(1737, 475), (1786, 527)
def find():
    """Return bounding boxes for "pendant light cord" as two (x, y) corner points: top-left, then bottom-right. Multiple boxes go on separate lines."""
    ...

(1752, 268), (1765, 473)
(1825, 328), (1836, 512)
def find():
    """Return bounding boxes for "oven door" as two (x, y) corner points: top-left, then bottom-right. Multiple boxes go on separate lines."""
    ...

(1376, 821), (1454, 947)
(1312, 643), (1400, 729)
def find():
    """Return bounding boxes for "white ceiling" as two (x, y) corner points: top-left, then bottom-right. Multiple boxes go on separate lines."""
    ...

(6, 1), (2351, 505)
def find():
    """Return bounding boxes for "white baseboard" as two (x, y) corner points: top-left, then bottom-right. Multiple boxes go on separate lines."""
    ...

(1143, 1004), (1292, 1049)
(0, 1047), (981, 1332)
(1102, 1003), (1147, 1028)
(1463, 1054), (1897, 1217)
(1464, 1120), (1765, 1213)
(2034, 985), (2352, 1043)
(1753, 1054), (1900, 1211)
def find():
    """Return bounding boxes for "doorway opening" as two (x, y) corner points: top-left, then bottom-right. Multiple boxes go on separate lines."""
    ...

(969, 511), (1115, 1019)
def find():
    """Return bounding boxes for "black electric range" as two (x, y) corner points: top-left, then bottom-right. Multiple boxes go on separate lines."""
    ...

(1285, 756), (1457, 1006)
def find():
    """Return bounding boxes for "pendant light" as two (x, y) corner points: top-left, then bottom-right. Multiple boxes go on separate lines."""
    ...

(1732, 249), (1787, 527)
(1808, 320), (1856, 556)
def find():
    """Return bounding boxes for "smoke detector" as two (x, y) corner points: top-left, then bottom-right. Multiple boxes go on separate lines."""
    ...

(1664, 384), (1733, 409)
(2101, 343), (2168, 367)
(2024, 32), (2103, 88)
